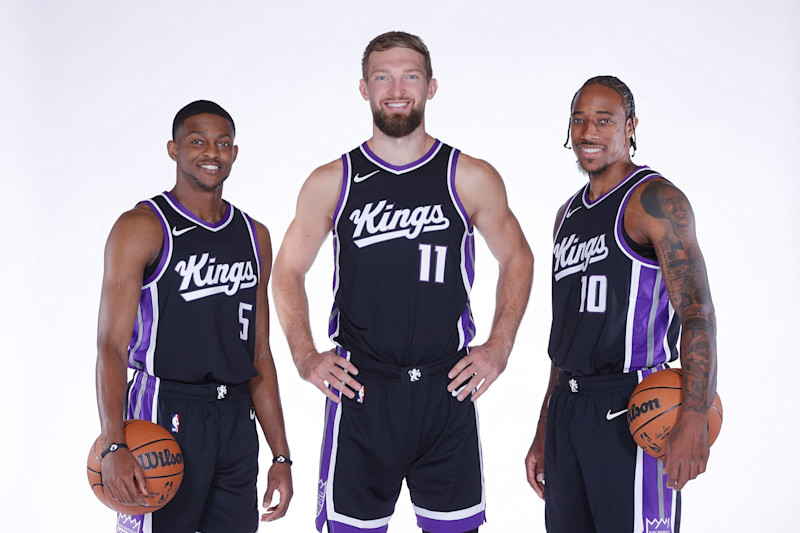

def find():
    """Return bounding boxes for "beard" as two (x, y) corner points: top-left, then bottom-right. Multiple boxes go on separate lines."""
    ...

(372, 105), (424, 138)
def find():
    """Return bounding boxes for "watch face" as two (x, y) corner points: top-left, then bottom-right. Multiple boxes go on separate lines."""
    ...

(110, 444), (119, 452)
(277, 456), (285, 463)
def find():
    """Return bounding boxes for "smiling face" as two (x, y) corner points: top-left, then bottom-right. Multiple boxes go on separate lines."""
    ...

(570, 83), (637, 177)
(359, 46), (437, 138)
(167, 113), (237, 191)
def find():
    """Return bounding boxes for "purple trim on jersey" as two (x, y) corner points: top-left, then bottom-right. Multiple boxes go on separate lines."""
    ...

(448, 149), (471, 229)
(129, 288), (155, 371)
(615, 173), (661, 267)
(328, 302), (340, 338)
(163, 190), (232, 228)
(417, 511), (486, 533)
(459, 299), (475, 348)
(630, 267), (658, 370)
(242, 212), (261, 272)
(326, 522), (388, 533)
(361, 139), (441, 172)
(651, 284), (671, 367)
(464, 232), (476, 288)
(333, 154), (351, 224)
(582, 165), (652, 206)
(126, 371), (156, 421)
(142, 200), (171, 286)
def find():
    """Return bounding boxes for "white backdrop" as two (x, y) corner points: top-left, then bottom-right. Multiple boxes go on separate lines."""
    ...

(2, 0), (798, 531)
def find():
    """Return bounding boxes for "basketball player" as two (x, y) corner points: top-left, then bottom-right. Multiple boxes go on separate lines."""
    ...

(95, 101), (292, 533)
(524, 77), (718, 532)
(272, 32), (533, 533)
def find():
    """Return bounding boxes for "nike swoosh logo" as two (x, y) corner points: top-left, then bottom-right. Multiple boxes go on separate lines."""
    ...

(172, 225), (197, 237)
(353, 170), (380, 183)
(566, 206), (583, 218)
(606, 408), (628, 421)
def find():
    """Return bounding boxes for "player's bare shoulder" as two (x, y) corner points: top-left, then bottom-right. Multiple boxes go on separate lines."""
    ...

(453, 152), (507, 219)
(105, 203), (164, 267)
(298, 158), (345, 218)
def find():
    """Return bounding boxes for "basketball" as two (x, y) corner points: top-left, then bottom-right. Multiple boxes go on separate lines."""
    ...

(627, 368), (723, 459)
(87, 419), (184, 514)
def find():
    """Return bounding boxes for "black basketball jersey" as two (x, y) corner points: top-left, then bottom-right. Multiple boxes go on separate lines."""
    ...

(127, 192), (261, 384)
(329, 140), (475, 367)
(548, 166), (680, 377)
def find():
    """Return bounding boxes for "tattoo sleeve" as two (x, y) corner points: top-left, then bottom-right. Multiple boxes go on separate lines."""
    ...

(642, 181), (718, 413)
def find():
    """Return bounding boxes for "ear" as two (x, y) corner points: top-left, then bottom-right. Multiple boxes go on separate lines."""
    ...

(232, 145), (239, 163)
(167, 140), (178, 161)
(427, 78), (438, 100)
(626, 116), (638, 138)
(359, 79), (369, 101)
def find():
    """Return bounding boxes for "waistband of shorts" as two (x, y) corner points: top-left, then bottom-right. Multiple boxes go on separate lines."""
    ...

(558, 371), (639, 394)
(558, 364), (669, 394)
(336, 347), (467, 383)
(137, 372), (249, 401)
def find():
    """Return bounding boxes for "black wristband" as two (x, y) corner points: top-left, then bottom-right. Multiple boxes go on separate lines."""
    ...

(100, 442), (128, 459)
(272, 454), (292, 466)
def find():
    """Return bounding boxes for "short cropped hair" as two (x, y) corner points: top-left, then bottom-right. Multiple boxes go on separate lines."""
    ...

(172, 100), (235, 140)
(361, 31), (433, 81)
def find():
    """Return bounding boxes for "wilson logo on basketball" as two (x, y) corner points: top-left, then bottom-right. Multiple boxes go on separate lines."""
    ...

(627, 398), (662, 424)
(137, 448), (184, 471)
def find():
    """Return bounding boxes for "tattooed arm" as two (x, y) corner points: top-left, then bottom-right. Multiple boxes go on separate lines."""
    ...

(626, 178), (717, 490)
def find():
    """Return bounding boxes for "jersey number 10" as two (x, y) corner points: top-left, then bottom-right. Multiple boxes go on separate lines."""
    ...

(579, 275), (607, 313)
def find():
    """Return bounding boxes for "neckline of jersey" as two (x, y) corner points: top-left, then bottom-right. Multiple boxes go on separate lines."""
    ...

(360, 139), (442, 174)
(582, 165), (651, 208)
(162, 191), (233, 230)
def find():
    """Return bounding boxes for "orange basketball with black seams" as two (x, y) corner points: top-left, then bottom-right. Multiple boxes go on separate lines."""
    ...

(627, 368), (722, 459)
(87, 419), (184, 514)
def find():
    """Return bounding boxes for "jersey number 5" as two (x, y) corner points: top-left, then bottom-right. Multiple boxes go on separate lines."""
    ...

(239, 302), (253, 340)
(579, 275), (607, 313)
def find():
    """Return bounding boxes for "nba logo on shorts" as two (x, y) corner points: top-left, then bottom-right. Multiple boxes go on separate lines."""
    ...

(171, 414), (180, 433)
(357, 386), (365, 404)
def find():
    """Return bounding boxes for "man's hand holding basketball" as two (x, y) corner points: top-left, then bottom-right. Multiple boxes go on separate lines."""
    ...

(101, 449), (149, 506)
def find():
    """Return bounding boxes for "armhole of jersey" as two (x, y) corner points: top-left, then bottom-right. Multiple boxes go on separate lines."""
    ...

(553, 190), (582, 242)
(141, 199), (171, 287)
(615, 171), (662, 267)
(447, 148), (472, 230)
(332, 153), (352, 234)
(241, 211), (262, 281)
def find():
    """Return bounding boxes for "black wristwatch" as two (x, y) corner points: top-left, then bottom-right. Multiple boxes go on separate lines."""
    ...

(272, 454), (292, 466)
(101, 442), (129, 459)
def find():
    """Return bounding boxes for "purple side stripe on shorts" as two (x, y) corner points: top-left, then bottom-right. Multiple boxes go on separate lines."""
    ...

(316, 351), (345, 533)
(641, 452), (675, 532)
(416, 511), (486, 533)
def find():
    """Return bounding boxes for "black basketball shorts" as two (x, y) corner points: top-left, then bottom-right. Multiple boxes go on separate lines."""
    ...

(315, 348), (486, 533)
(544, 367), (680, 533)
(117, 370), (259, 533)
